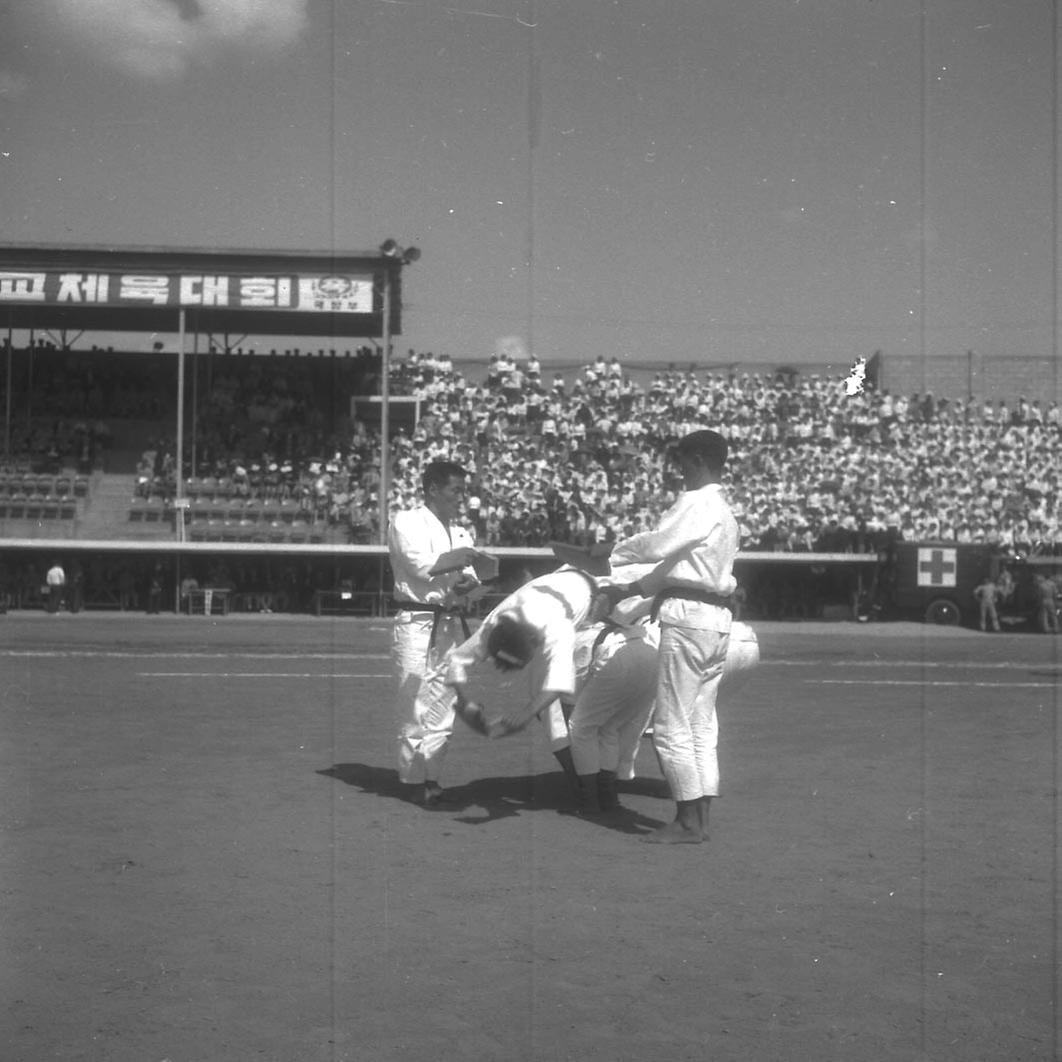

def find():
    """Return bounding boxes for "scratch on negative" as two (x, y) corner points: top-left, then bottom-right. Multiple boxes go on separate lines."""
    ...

(446, 6), (537, 25)
(375, 0), (537, 26)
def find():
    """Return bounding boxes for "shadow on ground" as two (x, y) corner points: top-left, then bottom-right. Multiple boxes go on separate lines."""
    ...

(318, 762), (663, 835)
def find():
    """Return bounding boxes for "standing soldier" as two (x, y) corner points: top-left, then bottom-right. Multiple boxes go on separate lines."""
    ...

(1034, 573), (1059, 634)
(972, 575), (1000, 633)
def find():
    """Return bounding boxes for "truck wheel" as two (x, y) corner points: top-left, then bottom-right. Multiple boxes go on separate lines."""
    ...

(924, 598), (961, 626)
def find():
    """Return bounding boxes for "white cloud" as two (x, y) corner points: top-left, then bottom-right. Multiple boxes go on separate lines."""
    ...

(35, 0), (308, 81)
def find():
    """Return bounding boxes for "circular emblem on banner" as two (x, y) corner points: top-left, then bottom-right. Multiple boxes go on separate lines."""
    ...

(315, 275), (354, 298)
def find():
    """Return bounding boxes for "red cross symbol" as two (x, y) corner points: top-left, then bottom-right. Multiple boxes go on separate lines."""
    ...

(918, 548), (957, 586)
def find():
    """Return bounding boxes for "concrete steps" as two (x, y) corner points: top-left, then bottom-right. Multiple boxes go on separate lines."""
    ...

(79, 473), (175, 541)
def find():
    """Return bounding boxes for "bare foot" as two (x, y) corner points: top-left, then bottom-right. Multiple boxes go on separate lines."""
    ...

(698, 797), (712, 841)
(643, 821), (703, 844)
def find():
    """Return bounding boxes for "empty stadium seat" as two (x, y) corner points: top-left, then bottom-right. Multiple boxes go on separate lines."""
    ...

(259, 502), (283, 526)
(143, 499), (165, 522)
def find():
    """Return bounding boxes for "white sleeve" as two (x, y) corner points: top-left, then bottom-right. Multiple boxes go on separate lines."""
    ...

(609, 493), (703, 566)
(388, 513), (443, 582)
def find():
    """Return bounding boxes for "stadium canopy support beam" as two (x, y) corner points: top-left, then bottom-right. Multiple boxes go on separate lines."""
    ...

(175, 308), (186, 543)
(4, 312), (12, 458)
(375, 238), (420, 545)
(379, 273), (392, 545)
(191, 328), (199, 479)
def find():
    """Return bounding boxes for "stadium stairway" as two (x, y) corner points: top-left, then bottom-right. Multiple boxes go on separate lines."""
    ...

(77, 473), (174, 541)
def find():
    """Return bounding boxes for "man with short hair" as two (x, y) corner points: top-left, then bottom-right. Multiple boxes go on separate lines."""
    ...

(1034, 573), (1059, 634)
(420, 564), (601, 788)
(388, 459), (494, 807)
(45, 559), (66, 614)
(603, 429), (740, 844)
(972, 575), (1001, 633)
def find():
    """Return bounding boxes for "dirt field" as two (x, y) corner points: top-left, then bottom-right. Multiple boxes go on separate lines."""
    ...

(1, 614), (1059, 1062)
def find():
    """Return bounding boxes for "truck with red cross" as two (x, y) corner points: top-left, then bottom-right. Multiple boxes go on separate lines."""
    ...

(871, 541), (1061, 629)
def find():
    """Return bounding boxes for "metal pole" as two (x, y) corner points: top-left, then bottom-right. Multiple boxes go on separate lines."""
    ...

(191, 326), (199, 478)
(378, 267), (391, 545)
(26, 328), (33, 428)
(176, 309), (186, 543)
(4, 314), (12, 459)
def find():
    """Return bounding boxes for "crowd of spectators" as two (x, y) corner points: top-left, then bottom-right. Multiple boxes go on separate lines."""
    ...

(0, 341), (161, 472)
(378, 349), (1062, 557)
(12, 338), (1059, 556)
(1, 341), (377, 483)
(131, 346), (1062, 555)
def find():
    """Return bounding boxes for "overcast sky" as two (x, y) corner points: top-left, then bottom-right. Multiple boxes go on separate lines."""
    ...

(1, 0), (1058, 369)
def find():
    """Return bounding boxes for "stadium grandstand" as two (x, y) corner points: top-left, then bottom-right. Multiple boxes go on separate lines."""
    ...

(1, 244), (1060, 619)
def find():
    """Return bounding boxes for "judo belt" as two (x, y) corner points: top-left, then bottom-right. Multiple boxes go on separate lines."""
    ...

(392, 601), (472, 649)
(530, 567), (601, 620)
(590, 618), (625, 655)
(650, 588), (732, 622)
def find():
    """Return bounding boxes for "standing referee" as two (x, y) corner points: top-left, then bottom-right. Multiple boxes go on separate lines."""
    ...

(388, 459), (490, 806)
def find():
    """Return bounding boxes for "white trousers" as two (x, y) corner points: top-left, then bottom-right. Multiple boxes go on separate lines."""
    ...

(652, 624), (729, 802)
(569, 638), (657, 777)
(393, 613), (465, 784)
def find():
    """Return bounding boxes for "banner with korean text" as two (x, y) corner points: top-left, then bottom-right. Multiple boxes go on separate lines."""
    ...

(0, 270), (375, 314)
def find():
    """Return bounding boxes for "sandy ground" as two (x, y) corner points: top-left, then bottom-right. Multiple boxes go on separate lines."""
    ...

(1, 614), (1059, 1062)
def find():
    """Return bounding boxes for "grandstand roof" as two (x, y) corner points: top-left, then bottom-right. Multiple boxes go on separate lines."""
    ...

(0, 244), (404, 338)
